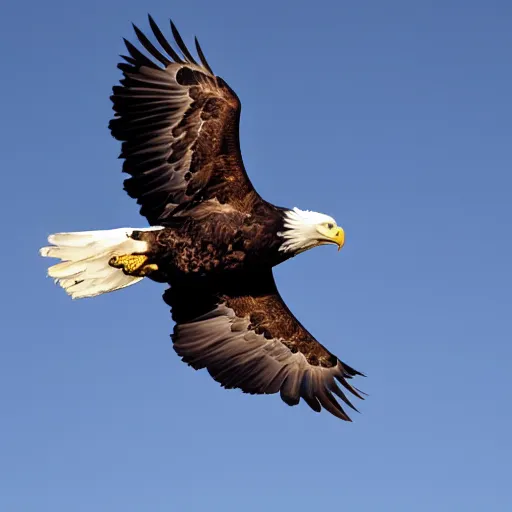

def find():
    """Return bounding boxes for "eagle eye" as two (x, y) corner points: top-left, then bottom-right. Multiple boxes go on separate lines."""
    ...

(327, 223), (334, 230)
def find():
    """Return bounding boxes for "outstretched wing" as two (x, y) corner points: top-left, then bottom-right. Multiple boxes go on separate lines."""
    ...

(164, 271), (364, 421)
(110, 16), (259, 225)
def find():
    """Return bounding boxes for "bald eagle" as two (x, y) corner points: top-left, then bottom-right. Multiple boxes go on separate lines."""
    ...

(40, 16), (364, 421)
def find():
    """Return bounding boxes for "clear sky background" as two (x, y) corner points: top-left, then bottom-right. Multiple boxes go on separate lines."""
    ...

(1, 1), (511, 510)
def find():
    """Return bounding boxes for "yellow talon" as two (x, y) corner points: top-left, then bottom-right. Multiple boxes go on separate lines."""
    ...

(140, 263), (158, 276)
(109, 254), (158, 276)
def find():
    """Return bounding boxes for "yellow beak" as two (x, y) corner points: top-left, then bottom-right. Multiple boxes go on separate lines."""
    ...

(334, 228), (345, 251)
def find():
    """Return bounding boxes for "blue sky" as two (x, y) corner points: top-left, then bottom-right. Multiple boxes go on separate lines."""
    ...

(1, 0), (511, 510)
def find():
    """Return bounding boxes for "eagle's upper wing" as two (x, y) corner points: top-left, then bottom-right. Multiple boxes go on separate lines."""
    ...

(110, 16), (259, 225)
(164, 271), (364, 421)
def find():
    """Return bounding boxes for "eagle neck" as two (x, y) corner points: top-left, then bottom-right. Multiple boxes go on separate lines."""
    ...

(275, 208), (320, 256)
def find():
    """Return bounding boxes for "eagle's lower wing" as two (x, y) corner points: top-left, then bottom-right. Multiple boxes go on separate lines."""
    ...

(110, 16), (258, 225)
(164, 271), (364, 420)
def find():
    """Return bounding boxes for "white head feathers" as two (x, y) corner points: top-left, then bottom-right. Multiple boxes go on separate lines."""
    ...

(277, 207), (337, 253)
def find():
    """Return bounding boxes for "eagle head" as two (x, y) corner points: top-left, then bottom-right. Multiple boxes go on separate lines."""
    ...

(277, 207), (345, 254)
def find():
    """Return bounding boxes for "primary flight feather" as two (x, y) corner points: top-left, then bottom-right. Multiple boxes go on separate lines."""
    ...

(40, 15), (364, 421)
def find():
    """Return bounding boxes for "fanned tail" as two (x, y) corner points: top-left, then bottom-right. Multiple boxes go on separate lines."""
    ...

(40, 227), (162, 299)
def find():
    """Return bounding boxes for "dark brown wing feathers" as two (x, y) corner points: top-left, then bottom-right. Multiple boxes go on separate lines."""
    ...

(110, 17), (258, 225)
(147, 15), (184, 64)
(194, 37), (214, 75)
(165, 270), (363, 421)
(170, 21), (198, 65)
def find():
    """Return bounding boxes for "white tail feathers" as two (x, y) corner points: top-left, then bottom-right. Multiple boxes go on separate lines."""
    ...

(40, 227), (163, 299)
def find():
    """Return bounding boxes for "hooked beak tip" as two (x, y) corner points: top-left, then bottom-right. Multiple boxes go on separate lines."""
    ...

(336, 228), (345, 252)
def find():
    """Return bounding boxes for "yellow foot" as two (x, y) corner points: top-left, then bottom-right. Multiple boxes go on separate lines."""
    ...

(108, 254), (158, 277)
